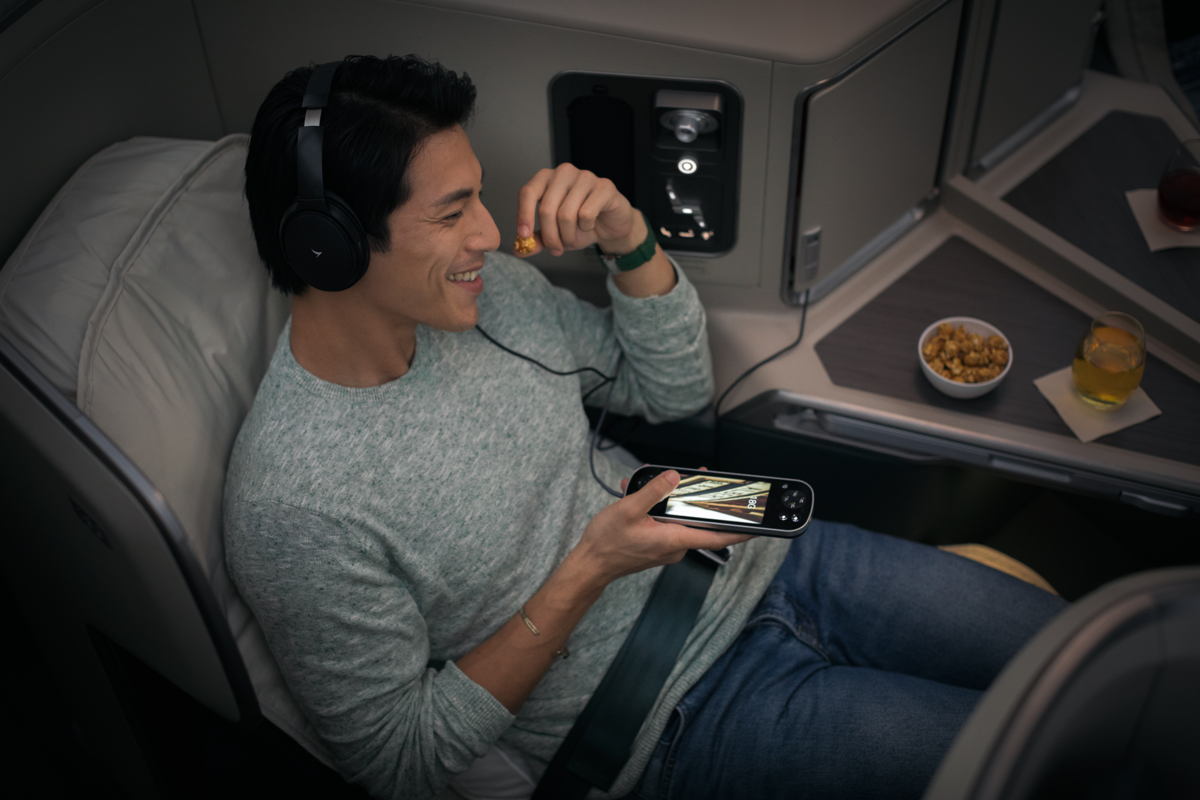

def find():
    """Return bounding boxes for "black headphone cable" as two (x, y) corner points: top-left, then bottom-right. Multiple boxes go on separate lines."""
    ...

(712, 289), (810, 466)
(475, 325), (624, 497)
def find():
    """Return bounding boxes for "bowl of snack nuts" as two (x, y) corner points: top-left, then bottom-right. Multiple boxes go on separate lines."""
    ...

(918, 317), (1013, 399)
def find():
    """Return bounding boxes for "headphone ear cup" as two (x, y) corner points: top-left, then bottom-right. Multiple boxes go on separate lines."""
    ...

(279, 193), (369, 292)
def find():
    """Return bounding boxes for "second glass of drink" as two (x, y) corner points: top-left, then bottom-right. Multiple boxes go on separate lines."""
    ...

(1157, 138), (1200, 232)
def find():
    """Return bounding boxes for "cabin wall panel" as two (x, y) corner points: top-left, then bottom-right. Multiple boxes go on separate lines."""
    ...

(1, 0), (963, 310)
(0, 0), (223, 262)
(968, 0), (1102, 172)
(193, 0), (775, 294)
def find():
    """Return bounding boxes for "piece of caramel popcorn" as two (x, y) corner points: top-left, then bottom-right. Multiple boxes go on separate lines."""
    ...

(514, 235), (537, 256)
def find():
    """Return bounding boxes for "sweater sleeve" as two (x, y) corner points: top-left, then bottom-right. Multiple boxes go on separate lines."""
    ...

(224, 499), (514, 800)
(546, 257), (714, 423)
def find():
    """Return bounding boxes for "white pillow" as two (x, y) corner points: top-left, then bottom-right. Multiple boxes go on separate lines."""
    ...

(0, 137), (216, 395)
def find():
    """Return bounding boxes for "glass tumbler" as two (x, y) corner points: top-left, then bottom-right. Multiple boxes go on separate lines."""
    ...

(1071, 312), (1146, 410)
(1157, 139), (1200, 232)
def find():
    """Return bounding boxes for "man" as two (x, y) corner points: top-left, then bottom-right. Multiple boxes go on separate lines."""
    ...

(226, 54), (1063, 800)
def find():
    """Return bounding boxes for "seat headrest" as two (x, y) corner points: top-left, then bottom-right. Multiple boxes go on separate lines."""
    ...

(0, 132), (288, 590)
(0, 133), (336, 758)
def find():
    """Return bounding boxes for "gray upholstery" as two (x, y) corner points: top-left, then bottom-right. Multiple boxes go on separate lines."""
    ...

(924, 566), (1200, 799)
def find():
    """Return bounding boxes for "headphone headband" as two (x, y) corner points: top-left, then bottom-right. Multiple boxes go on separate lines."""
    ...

(303, 61), (338, 109)
(295, 62), (339, 205)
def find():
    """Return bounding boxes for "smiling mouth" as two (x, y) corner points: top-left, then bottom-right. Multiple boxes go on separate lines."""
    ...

(447, 268), (481, 283)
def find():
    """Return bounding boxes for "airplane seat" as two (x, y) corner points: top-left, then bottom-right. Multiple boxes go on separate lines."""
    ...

(924, 565), (1200, 800)
(0, 134), (513, 798)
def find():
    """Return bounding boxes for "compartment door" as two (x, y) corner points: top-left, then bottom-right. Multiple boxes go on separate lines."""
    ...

(787, 0), (959, 302)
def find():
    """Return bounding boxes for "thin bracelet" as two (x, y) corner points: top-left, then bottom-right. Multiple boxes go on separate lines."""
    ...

(518, 606), (569, 659)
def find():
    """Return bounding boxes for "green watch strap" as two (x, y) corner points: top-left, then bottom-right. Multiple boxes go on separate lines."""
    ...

(600, 213), (657, 272)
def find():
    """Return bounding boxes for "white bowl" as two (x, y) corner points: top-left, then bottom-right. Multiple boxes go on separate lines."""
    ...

(917, 317), (1013, 399)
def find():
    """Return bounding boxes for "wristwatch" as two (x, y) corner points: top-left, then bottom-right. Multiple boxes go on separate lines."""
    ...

(598, 213), (657, 274)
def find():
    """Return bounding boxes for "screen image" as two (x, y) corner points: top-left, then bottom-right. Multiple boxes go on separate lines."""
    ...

(663, 475), (771, 524)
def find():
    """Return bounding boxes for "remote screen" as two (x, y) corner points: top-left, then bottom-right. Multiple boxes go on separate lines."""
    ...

(663, 474), (771, 525)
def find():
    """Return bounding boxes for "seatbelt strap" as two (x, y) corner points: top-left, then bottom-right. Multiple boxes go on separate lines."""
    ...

(532, 550), (720, 799)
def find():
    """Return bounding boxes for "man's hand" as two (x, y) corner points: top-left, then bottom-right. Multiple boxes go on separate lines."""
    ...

(567, 469), (751, 589)
(458, 468), (741, 713)
(514, 164), (644, 257)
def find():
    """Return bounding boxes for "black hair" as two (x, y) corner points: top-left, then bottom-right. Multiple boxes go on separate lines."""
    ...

(244, 54), (477, 294)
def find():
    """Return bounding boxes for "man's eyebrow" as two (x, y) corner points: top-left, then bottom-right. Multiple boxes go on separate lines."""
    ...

(432, 168), (485, 207)
(432, 187), (474, 207)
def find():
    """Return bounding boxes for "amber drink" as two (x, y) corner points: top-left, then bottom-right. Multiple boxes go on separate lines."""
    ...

(1071, 312), (1145, 410)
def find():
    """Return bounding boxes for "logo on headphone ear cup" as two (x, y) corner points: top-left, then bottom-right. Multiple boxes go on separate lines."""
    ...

(279, 192), (369, 292)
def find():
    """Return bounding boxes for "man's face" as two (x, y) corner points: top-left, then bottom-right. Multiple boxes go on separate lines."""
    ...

(357, 125), (500, 333)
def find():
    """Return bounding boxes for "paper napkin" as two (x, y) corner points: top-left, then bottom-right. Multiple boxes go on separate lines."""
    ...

(1034, 366), (1161, 442)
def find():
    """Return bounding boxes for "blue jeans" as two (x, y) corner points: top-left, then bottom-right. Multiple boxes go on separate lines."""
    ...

(628, 520), (1067, 800)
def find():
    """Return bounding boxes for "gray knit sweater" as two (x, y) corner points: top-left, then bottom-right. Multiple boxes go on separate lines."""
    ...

(223, 252), (789, 799)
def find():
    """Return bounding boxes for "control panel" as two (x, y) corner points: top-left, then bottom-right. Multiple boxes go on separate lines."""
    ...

(550, 73), (742, 255)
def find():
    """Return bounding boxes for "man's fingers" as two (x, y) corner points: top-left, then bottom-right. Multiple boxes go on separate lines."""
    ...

(535, 166), (580, 254)
(556, 177), (596, 249)
(654, 521), (753, 556)
(692, 531), (754, 550)
(622, 469), (679, 516)
(517, 164), (621, 256)
(576, 187), (610, 234)
(515, 169), (553, 239)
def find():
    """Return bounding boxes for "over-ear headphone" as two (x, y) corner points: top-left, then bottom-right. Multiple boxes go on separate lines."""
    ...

(278, 61), (370, 292)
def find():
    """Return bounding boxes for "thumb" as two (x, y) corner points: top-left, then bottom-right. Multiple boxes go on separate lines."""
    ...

(622, 469), (679, 517)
